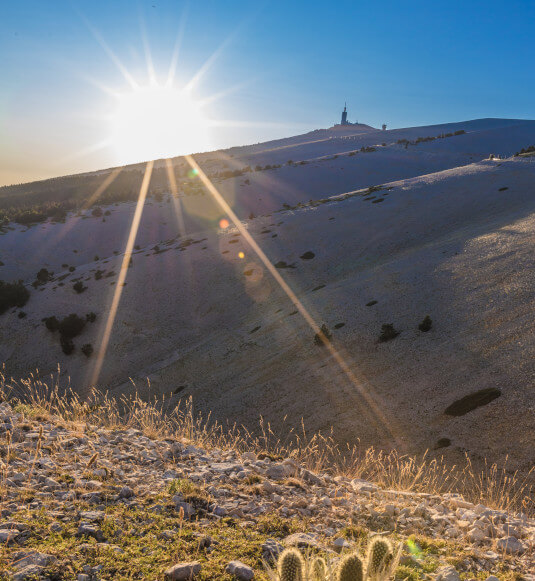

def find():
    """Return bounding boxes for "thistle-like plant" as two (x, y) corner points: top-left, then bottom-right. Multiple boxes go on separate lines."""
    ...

(365, 537), (401, 581)
(278, 548), (305, 581)
(337, 553), (363, 581)
(310, 556), (328, 581)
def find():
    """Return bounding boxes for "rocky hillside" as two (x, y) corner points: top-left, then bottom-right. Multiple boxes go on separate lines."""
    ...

(0, 397), (533, 580)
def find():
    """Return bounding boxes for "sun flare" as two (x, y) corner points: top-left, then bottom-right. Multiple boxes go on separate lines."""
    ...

(111, 84), (211, 164)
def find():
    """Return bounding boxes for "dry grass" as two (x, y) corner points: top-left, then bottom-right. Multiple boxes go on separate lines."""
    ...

(1, 368), (533, 516)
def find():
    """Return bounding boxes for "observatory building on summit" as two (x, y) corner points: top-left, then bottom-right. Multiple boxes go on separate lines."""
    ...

(339, 103), (358, 126)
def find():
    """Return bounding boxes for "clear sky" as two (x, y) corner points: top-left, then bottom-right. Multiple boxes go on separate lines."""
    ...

(1, 0), (535, 186)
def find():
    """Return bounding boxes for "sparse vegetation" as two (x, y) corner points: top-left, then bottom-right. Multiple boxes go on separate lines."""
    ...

(44, 313), (87, 355)
(514, 145), (535, 156)
(444, 387), (501, 416)
(58, 313), (86, 339)
(314, 323), (332, 346)
(418, 315), (432, 332)
(81, 343), (94, 357)
(0, 279), (30, 315)
(73, 281), (87, 293)
(33, 267), (53, 287)
(378, 324), (400, 343)
(86, 311), (97, 323)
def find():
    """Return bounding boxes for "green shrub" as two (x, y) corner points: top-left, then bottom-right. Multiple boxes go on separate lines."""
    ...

(43, 316), (59, 332)
(59, 336), (74, 355)
(35, 268), (53, 285)
(81, 343), (94, 357)
(58, 313), (86, 339)
(418, 315), (432, 332)
(60, 336), (75, 355)
(378, 324), (399, 343)
(73, 281), (87, 294)
(86, 312), (97, 323)
(0, 280), (30, 315)
(314, 324), (332, 346)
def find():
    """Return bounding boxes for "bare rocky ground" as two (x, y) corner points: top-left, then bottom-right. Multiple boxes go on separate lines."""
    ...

(1, 400), (533, 580)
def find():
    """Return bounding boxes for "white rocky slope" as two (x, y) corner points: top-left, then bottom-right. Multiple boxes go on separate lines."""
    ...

(1, 119), (535, 474)
(0, 400), (533, 580)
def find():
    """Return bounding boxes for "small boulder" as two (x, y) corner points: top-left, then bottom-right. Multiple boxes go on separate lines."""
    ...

(164, 561), (201, 580)
(226, 560), (254, 580)
(76, 523), (105, 542)
(435, 565), (461, 581)
(496, 536), (526, 554)
(119, 485), (135, 499)
(284, 532), (320, 550)
(266, 463), (291, 480)
(261, 539), (283, 563)
(333, 537), (351, 551)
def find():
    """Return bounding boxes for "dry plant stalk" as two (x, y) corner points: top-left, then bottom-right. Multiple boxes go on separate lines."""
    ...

(1, 368), (533, 516)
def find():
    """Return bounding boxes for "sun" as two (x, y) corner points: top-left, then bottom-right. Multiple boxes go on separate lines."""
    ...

(110, 84), (211, 164)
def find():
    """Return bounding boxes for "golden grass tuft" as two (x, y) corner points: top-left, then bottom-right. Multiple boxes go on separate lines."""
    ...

(1, 368), (533, 516)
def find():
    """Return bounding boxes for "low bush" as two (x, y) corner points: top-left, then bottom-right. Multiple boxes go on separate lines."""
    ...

(58, 313), (86, 339)
(73, 281), (87, 294)
(418, 315), (432, 332)
(514, 145), (535, 156)
(0, 280), (30, 315)
(81, 343), (94, 357)
(43, 316), (59, 331)
(314, 323), (332, 346)
(60, 336), (75, 355)
(86, 312), (97, 323)
(34, 268), (53, 286)
(378, 323), (400, 342)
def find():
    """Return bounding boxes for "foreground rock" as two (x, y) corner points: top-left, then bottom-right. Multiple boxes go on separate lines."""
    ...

(0, 399), (533, 579)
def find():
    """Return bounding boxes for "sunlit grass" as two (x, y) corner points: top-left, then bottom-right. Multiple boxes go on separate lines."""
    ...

(1, 369), (533, 517)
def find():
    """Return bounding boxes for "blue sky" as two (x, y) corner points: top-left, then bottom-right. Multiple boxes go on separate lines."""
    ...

(1, 0), (535, 185)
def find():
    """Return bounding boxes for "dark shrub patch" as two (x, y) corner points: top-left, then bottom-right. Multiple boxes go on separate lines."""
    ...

(73, 281), (87, 294)
(60, 336), (75, 355)
(334, 322), (345, 329)
(17, 311), (26, 319)
(444, 388), (501, 416)
(274, 261), (296, 269)
(81, 343), (94, 357)
(35, 268), (53, 286)
(249, 326), (261, 334)
(58, 313), (86, 339)
(498, 187), (508, 191)
(378, 323), (400, 342)
(314, 323), (332, 346)
(418, 315), (432, 332)
(435, 438), (451, 449)
(300, 251), (315, 260)
(68, 266), (75, 272)
(91, 207), (103, 217)
(366, 300), (378, 307)
(94, 270), (104, 280)
(86, 312), (97, 323)
(0, 280), (30, 315)
(44, 316), (59, 332)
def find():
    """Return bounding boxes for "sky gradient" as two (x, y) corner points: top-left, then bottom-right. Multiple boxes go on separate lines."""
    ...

(1, 0), (535, 186)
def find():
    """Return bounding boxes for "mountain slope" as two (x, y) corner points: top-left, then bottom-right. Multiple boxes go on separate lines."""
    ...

(1, 119), (535, 474)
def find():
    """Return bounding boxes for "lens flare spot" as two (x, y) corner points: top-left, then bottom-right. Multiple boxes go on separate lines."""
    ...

(188, 168), (199, 178)
(406, 539), (422, 559)
(219, 218), (229, 229)
(238, 251), (245, 259)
